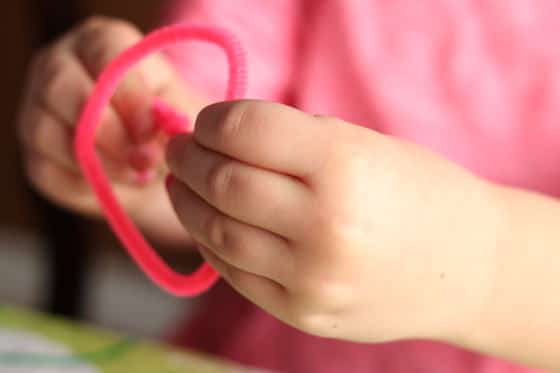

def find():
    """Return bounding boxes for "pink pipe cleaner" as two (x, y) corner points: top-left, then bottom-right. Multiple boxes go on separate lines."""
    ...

(74, 24), (247, 296)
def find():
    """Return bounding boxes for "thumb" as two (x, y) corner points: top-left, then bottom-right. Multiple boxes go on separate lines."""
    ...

(73, 19), (210, 175)
(73, 19), (207, 143)
(109, 52), (208, 144)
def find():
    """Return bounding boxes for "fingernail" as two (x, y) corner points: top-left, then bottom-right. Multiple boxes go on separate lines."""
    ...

(127, 169), (157, 186)
(136, 169), (157, 185)
(127, 144), (158, 172)
(130, 101), (156, 141)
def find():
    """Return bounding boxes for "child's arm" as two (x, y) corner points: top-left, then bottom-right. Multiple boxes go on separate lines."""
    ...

(165, 100), (560, 372)
(455, 185), (560, 371)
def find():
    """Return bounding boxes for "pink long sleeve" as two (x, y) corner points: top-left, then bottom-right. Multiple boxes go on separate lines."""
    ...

(165, 1), (560, 372)
(162, 0), (302, 103)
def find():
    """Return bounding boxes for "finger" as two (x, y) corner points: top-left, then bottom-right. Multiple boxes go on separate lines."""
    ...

(166, 135), (310, 237)
(24, 150), (101, 216)
(194, 100), (331, 179)
(73, 21), (194, 142)
(20, 105), (156, 185)
(72, 21), (199, 175)
(23, 149), (154, 217)
(166, 177), (293, 283)
(148, 80), (210, 175)
(198, 244), (288, 317)
(18, 106), (77, 172)
(152, 72), (208, 132)
(28, 48), (139, 170)
(33, 50), (94, 129)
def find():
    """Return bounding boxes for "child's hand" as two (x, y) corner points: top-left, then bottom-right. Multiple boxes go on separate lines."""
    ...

(166, 100), (500, 343)
(18, 17), (203, 242)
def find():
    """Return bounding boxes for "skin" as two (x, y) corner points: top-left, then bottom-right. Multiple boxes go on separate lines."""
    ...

(18, 17), (206, 245)
(18, 17), (560, 372)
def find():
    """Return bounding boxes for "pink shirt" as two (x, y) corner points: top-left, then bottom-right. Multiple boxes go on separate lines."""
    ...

(163, 1), (558, 372)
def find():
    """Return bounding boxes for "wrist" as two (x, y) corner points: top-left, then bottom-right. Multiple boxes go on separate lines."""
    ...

(450, 183), (560, 370)
(430, 176), (504, 346)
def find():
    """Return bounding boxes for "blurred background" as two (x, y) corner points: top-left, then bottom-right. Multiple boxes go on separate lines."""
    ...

(1, 0), (197, 339)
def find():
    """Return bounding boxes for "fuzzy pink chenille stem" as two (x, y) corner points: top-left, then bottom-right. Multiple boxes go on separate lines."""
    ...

(75, 24), (247, 296)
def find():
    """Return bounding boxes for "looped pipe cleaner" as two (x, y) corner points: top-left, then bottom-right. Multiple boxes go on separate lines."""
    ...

(75, 24), (247, 296)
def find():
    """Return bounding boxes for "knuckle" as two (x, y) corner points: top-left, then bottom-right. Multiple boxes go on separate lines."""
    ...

(308, 280), (339, 305)
(215, 106), (244, 145)
(40, 56), (70, 101)
(286, 282), (352, 338)
(201, 213), (226, 248)
(77, 18), (141, 68)
(312, 190), (366, 243)
(207, 217), (243, 257)
(214, 101), (255, 146)
(291, 265), (354, 311)
(77, 30), (109, 63)
(314, 280), (353, 308)
(207, 160), (236, 202)
(289, 308), (334, 337)
(76, 35), (110, 72)
(18, 113), (40, 149)
(310, 209), (352, 248)
(201, 212), (220, 243)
